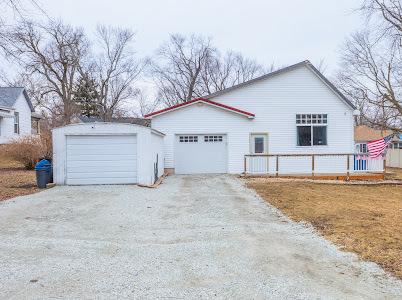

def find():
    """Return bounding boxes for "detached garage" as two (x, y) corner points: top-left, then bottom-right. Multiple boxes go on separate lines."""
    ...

(52, 123), (164, 186)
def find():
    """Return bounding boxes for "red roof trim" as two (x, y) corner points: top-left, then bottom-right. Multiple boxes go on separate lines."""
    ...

(144, 98), (255, 118)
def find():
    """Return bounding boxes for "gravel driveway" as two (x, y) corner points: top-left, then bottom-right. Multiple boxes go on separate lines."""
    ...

(0, 175), (401, 299)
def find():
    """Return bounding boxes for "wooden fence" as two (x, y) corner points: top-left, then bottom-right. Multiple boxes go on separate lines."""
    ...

(386, 149), (402, 168)
(244, 153), (385, 178)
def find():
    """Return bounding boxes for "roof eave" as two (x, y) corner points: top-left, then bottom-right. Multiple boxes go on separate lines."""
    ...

(144, 98), (255, 119)
(22, 89), (35, 112)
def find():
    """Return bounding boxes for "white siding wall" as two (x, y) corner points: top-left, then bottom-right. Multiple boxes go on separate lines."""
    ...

(0, 93), (32, 144)
(52, 123), (164, 186)
(151, 66), (355, 174)
(150, 131), (165, 182)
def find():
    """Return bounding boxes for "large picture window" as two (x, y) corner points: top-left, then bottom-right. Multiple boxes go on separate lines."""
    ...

(296, 114), (327, 146)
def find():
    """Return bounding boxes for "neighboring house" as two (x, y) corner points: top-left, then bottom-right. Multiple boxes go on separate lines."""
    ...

(145, 60), (358, 175)
(354, 125), (402, 169)
(354, 125), (401, 153)
(0, 87), (42, 144)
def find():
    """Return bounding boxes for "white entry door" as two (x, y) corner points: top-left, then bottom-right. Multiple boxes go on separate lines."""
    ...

(66, 135), (137, 185)
(175, 134), (227, 174)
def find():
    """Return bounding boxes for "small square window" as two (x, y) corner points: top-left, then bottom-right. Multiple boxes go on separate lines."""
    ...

(204, 135), (223, 142)
(179, 136), (198, 143)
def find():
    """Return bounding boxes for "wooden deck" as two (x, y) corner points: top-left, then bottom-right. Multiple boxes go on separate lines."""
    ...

(242, 172), (385, 181)
(244, 153), (386, 181)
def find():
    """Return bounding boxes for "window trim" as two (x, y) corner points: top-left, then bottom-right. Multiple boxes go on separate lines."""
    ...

(296, 114), (328, 147)
(14, 112), (20, 134)
(204, 135), (223, 142)
(250, 133), (268, 154)
(355, 143), (368, 153)
(179, 135), (198, 143)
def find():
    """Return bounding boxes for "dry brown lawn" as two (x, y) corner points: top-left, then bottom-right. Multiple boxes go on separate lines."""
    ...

(246, 178), (402, 279)
(387, 167), (402, 180)
(0, 153), (39, 201)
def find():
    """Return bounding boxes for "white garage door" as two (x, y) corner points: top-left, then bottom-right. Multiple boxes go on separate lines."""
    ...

(175, 134), (227, 174)
(66, 135), (137, 185)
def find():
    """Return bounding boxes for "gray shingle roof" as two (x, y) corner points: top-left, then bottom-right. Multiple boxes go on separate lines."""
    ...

(0, 87), (34, 112)
(78, 115), (151, 127)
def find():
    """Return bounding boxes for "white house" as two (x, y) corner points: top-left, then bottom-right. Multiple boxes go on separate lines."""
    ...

(0, 87), (41, 144)
(52, 60), (383, 186)
(145, 60), (358, 175)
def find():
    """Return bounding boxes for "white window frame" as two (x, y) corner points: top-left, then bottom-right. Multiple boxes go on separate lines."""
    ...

(355, 143), (368, 153)
(14, 112), (19, 134)
(296, 114), (328, 147)
(204, 135), (223, 142)
(250, 133), (268, 154)
(179, 135), (198, 143)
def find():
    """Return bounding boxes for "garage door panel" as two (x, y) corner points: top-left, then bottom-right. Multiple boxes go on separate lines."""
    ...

(67, 154), (137, 161)
(175, 134), (227, 174)
(67, 144), (137, 155)
(66, 135), (137, 185)
(67, 171), (137, 179)
(67, 136), (137, 145)
(67, 165), (137, 174)
(67, 177), (137, 185)
(67, 160), (137, 168)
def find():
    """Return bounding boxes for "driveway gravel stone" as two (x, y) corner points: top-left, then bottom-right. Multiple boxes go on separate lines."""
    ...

(0, 175), (401, 299)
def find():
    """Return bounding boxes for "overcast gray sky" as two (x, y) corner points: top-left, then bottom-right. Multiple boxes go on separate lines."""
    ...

(35, 0), (363, 74)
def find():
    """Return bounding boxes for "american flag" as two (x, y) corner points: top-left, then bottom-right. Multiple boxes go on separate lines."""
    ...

(367, 134), (394, 158)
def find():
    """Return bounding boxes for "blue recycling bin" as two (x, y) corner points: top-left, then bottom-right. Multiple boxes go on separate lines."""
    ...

(35, 159), (52, 188)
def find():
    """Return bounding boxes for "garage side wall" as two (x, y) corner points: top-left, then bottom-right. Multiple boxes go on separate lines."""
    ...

(150, 132), (165, 183)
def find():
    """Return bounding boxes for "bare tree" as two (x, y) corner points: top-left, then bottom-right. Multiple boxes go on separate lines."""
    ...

(361, 0), (402, 41)
(338, 30), (402, 130)
(151, 34), (215, 106)
(91, 25), (143, 121)
(135, 90), (160, 117)
(337, 1), (402, 131)
(200, 51), (264, 95)
(2, 19), (87, 124)
(0, 0), (46, 50)
(151, 34), (266, 107)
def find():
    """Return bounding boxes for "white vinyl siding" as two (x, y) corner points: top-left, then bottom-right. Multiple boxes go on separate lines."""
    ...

(151, 65), (355, 174)
(66, 135), (137, 185)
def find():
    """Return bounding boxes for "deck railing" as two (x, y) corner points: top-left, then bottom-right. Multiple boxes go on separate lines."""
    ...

(244, 153), (385, 177)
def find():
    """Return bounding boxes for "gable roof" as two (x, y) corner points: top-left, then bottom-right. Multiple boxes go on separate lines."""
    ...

(0, 87), (34, 112)
(144, 98), (255, 119)
(204, 60), (356, 110)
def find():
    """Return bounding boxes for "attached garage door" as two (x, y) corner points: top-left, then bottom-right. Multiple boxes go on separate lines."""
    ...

(175, 134), (227, 174)
(66, 135), (137, 185)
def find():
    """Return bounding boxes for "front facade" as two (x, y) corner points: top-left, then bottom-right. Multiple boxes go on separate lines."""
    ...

(146, 61), (357, 175)
(0, 87), (41, 144)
